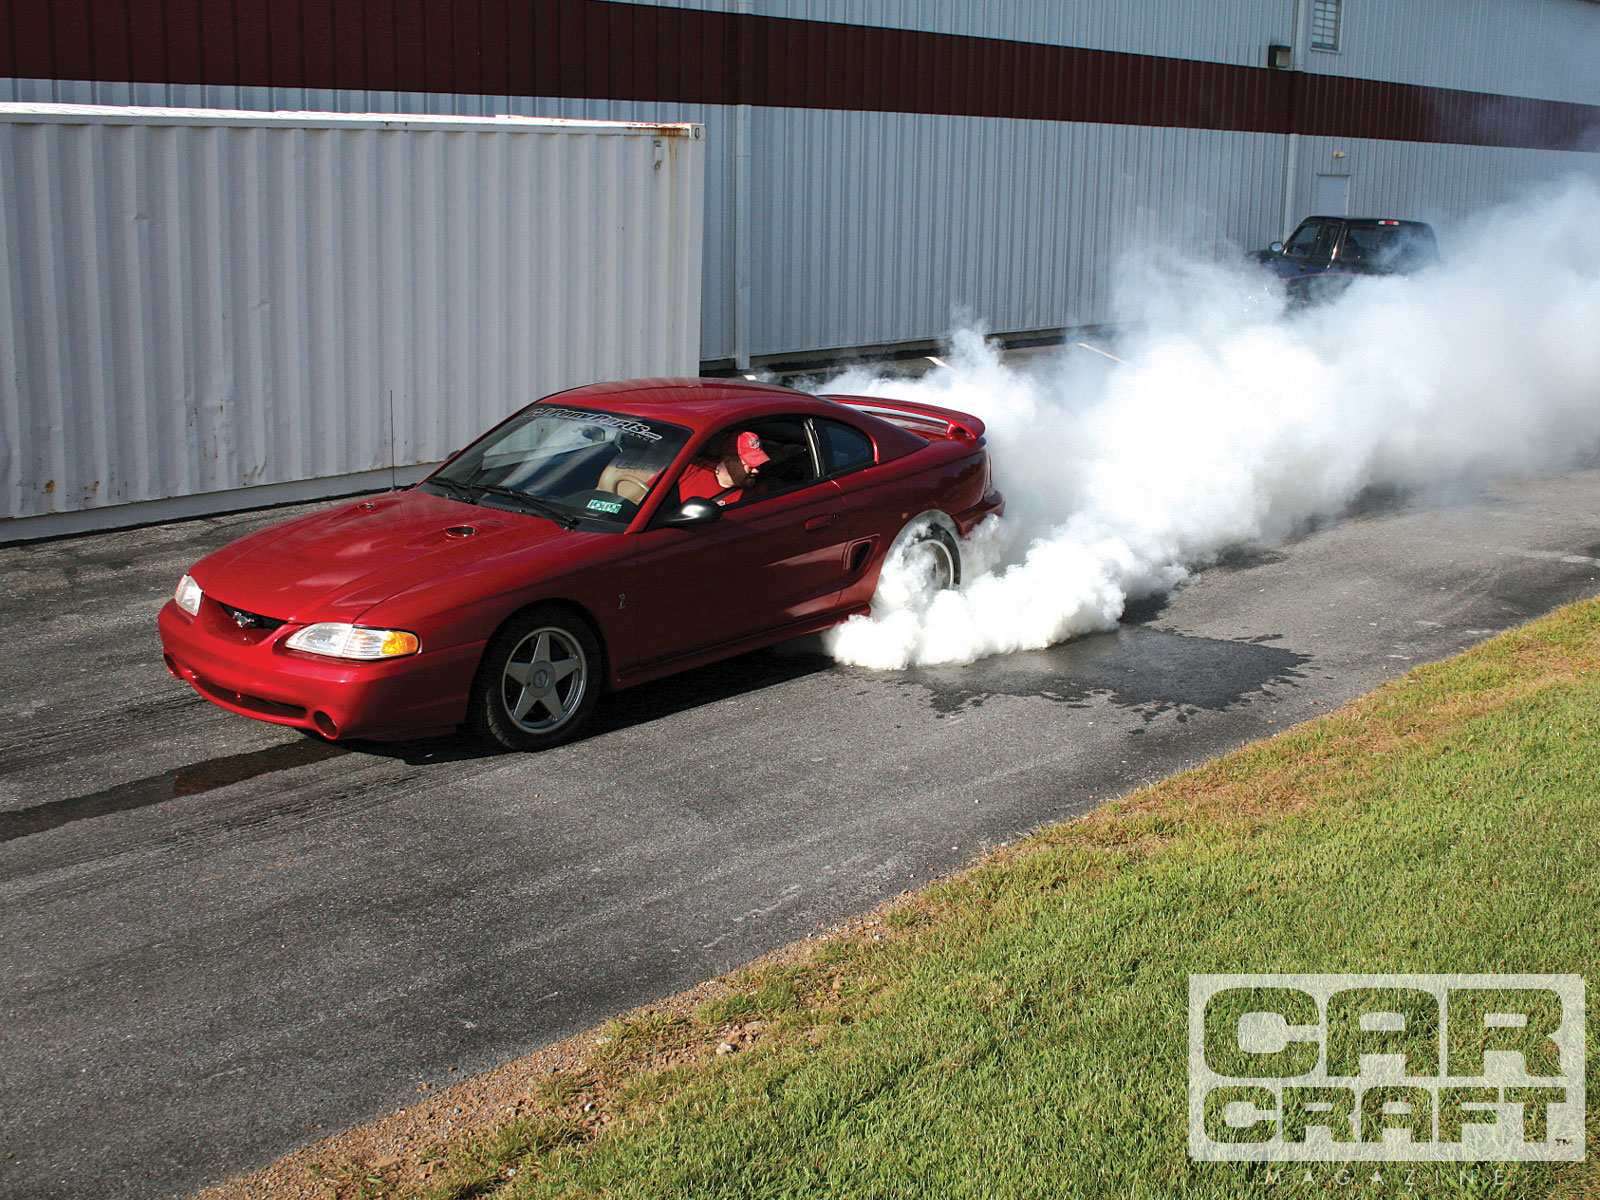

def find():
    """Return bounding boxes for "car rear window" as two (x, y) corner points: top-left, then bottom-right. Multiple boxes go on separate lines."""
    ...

(815, 419), (875, 475)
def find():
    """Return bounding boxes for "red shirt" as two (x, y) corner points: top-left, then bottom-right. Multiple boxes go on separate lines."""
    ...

(677, 461), (742, 506)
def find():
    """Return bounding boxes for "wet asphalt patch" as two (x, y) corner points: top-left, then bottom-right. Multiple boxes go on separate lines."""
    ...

(893, 625), (1310, 721)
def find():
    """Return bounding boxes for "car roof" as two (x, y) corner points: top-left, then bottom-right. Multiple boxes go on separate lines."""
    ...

(538, 377), (855, 433)
(1302, 216), (1432, 229)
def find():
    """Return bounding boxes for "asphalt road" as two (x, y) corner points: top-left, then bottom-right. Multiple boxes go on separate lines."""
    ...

(3, 465), (1599, 1200)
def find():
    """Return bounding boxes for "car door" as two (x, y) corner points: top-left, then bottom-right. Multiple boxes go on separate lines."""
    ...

(1283, 220), (1341, 302)
(1312, 219), (1350, 272)
(1280, 220), (1323, 272)
(811, 415), (887, 612)
(629, 417), (852, 668)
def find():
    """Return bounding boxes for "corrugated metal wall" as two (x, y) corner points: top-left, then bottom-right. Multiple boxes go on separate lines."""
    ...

(568, 0), (1295, 76)
(1305, 0), (1600, 98)
(745, 114), (1291, 353)
(597, 0), (1600, 100)
(4, 0), (1600, 368)
(1283, 137), (1600, 228)
(0, 106), (705, 534)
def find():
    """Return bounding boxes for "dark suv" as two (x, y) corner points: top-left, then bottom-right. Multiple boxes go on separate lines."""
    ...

(1254, 216), (1439, 303)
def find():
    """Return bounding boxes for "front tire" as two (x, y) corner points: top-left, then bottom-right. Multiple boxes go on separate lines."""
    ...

(469, 607), (602, 751)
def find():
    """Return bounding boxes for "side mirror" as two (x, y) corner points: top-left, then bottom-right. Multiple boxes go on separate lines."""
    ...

(1270, 241), (1285, 254)
(655, 497), (722, 528)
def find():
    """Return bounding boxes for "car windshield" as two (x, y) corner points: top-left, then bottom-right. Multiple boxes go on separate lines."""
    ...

(422, 404), (691, 527)
(1340, 224), (1438, 271)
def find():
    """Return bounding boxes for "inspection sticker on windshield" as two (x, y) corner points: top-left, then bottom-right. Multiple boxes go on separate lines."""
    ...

(586, 498), (624, 514)
(1189, 974), (1585, 1162)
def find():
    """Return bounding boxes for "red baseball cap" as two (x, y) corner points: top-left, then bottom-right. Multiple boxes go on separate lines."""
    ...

(734, 431), (770, 468)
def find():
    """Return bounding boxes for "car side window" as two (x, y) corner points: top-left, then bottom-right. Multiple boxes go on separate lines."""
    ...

(813, 419), (875, 477)
(1338, 226), (1374, 263)
(1284, 222), (1321, 258)
(737, 418), (818, 496)
(673, 417), (819, 510)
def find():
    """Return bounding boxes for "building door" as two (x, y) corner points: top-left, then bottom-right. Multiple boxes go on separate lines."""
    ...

(1315, 173), (1351, 216)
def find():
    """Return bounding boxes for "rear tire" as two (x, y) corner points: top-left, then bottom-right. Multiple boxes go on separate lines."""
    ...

(468, 606), (602, 751)
(902, 523), (961, 591)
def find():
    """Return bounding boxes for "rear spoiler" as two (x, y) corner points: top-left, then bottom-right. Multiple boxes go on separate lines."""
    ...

(822, 394), (986, 444)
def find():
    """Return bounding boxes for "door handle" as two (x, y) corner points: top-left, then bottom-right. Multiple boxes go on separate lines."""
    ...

(804, 514), (837, 532)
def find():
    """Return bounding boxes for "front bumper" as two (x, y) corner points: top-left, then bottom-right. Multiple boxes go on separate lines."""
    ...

(158, 598), (483, 741)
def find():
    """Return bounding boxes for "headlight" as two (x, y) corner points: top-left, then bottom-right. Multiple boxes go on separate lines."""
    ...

(174, 574), (203, 617)
(284, 623), (420, 660)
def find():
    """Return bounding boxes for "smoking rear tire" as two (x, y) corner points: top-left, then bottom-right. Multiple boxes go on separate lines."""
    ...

(468, 606), (602, 752)
(904, 524), (962, 591)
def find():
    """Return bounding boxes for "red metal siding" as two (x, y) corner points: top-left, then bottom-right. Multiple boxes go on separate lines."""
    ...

(2, 0), (1597, 151)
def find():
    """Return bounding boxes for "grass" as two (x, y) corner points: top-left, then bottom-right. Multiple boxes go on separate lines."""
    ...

(382, 600), (1600, 1199)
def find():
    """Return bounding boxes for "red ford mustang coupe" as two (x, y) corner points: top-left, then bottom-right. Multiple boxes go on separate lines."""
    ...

(159, 379), (1004, 750)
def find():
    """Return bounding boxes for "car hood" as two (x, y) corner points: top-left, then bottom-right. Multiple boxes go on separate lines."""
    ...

(192, 489), (597, 623)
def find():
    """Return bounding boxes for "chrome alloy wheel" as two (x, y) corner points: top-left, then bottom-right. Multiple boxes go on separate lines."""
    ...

(500, 626), (589, 734)
(905, 531), (958, 592)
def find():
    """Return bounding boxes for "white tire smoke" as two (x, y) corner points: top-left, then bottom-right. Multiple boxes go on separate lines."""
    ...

(824, 178), (1600, 670)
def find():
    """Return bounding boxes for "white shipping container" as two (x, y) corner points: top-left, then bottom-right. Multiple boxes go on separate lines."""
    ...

(0, 104), (706, 539)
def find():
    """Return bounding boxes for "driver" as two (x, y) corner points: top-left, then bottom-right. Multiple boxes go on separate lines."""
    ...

(677, 431), (770, 506)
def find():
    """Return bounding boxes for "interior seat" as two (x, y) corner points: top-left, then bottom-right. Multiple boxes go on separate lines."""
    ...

(597, 461), (659, 504)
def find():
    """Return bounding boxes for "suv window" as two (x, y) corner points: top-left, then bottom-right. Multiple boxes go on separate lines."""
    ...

(814, 419), (875, 476)
(1339, 223), (1439, 271)
(1284, 221), (1323, 258)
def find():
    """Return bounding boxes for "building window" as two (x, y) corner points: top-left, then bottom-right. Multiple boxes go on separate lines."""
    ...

(1311, 0), (1342, 51)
